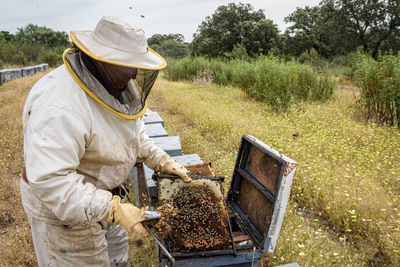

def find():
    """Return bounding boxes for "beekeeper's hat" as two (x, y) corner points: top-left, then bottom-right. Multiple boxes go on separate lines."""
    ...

(70, 16), (166, 70)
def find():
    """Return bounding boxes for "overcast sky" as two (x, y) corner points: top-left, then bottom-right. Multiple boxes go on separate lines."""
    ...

(0, 0), (321, 42)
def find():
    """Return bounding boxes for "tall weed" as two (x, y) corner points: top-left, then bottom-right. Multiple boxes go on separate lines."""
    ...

(251, 56), (334, 111)
(164, 55), (335, 111)
(354, 52), (400, 127)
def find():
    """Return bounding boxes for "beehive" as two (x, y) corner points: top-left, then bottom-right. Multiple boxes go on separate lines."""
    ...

(155, 163), (231, 252)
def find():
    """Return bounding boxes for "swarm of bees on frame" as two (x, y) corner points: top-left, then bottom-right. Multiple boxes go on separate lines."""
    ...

(155, 185), (230, 252)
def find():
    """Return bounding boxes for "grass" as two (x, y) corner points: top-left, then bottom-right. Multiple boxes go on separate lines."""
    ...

(147, 77), (400, 266)
(0, 71), (49, 266)
(0, 64), (25, 70)
(1, 70), (399, 266)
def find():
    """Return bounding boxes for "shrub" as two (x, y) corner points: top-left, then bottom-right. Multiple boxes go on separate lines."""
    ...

(354, 52), (400, 127)
(298, 48), (328, 69)
(38, 48), (63, 67)
(231, 43), (249, 60)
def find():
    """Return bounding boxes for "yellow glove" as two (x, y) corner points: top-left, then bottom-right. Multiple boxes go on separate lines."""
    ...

(156, 154), (192, 182)
(105, 196), (147, 236)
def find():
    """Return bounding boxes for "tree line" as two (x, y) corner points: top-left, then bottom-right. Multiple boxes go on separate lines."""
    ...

(1, 1), (399, 67)
(150, 1), (400, 60)
(0, 24), (71, 68)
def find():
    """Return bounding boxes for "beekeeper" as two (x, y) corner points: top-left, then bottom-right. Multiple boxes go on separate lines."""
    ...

(20, 16), (191, 266)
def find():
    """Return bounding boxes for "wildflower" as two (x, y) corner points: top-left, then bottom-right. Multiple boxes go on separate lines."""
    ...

(299, 252), (305, 256)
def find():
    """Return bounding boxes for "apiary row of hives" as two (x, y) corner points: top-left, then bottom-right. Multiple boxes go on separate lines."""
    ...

(0, 63), (48, 83)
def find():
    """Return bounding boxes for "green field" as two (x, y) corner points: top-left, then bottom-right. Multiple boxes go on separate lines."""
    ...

(147, 77), (400, 266)
(0, 71), (399, 266)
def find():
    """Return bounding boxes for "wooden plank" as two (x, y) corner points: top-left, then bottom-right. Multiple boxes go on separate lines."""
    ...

(21, 67), (30, 77)
(153, 136), (182, 157)
(0, 70), (11, 82)
(143, 111), (164, 126)
(10, 69), (22, 80)
(29, 67), (35, 75)
(33, 65), (42, 73)
(143, 164), (158, 207)
(130, 167), (140, 206)
(172, 154), (203, 166)
(143, 154), (205, 208)
(145, 123), (168, 138)
(130, 163), (149, 207)
(233, 235), (251, 243)
(0, 71), (5, 83)
(40, 63), (49, 71)
(141, 154), (204, 190)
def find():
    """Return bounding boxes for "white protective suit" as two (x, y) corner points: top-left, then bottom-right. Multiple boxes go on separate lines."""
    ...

(21, 63), (166, 266)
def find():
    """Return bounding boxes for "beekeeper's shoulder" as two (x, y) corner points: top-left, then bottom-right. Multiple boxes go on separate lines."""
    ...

(23, 64), (92, 127)
(29, 65), (89, 109)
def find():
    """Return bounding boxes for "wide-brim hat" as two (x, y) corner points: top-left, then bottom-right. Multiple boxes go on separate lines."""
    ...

(71, 16), (166, 70)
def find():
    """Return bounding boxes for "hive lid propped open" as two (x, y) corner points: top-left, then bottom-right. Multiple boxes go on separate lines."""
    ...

(227, 135), (298, 253)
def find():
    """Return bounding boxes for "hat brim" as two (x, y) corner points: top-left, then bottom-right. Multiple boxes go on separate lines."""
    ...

(71, 31), (166, 70)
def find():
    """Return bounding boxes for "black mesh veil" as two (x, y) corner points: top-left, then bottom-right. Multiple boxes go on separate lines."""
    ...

(64, 48), (160, 117)
(135, 68), (159, 104)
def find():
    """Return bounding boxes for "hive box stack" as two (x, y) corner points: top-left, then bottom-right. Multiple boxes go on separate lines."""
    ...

(131, 109), (204, 208)
(0, 64), (48, 84)
(0, 69), (11, 83)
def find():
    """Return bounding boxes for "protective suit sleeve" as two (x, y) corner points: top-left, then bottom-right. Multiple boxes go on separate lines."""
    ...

(135, 117), (167, 170)
(24, 101), (112, 224)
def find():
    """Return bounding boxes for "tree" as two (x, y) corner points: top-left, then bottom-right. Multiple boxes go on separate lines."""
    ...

(283, 0), (400, 58)
(148, 33), (185, 46)
(320, 0), (400, 58)
(0, 24), (70, 66)
(242, 19), (279, 55)
(283, 6), (322, 57)
(283, 4), (359, 58)
(191, 3), (280, 57)
(0, 31), (14, 42)
(15, 24), (69, 47)
(330, 0), (400, 58)
(147, 33), (189, 58)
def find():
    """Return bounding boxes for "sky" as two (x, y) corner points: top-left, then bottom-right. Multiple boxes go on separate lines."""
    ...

(0, 0), (321, 42)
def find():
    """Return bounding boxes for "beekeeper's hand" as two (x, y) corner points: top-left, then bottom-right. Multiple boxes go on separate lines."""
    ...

(156, 154), (192, 182)
(105, 196), (148, 237)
